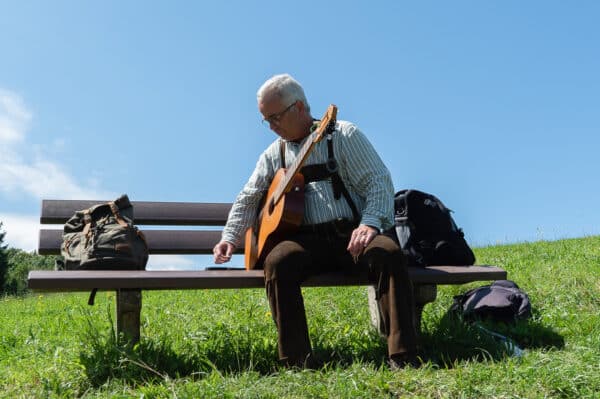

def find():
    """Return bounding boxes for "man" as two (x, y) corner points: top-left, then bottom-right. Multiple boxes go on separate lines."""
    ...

(213, 73), (418, 369)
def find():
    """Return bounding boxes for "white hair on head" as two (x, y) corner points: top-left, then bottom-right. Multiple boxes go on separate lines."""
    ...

(257, 73), (310, 113)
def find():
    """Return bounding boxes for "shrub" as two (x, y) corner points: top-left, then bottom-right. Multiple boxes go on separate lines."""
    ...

(3, 248), (56, 295)
(0, 222), (8, 291)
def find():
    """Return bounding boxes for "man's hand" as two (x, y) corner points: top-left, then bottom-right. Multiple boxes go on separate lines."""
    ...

(347, 224), (378, 258)
(213, 240), (235, 264)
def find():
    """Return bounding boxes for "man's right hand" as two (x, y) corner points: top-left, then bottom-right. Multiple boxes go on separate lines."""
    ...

(213, 240), (235, 264)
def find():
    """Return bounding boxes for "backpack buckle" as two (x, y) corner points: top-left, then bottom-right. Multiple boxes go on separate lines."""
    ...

(325, 159), (338, 173)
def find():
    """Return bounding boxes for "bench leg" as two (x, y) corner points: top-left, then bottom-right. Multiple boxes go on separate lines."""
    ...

(368, 284), (438, 338)
(116, 289), (142, 345)
(413, 284), (437, 332)
(367, 286), (384, 335)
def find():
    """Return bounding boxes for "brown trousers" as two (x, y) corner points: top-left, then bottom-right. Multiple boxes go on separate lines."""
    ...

(263, 226), (418, 364)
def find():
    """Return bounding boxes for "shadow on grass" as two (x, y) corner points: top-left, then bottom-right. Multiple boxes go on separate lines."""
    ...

(79, 310), (564, 386)
(419, 310), (565, 368)
(78, 322), (389, 386)
(79, 330), (282, 386)
(79, 335), (211, 387)
(79, 332), (387, 387)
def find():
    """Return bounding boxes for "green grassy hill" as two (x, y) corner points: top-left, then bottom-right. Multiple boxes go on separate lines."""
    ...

(1, 236), (599, 398)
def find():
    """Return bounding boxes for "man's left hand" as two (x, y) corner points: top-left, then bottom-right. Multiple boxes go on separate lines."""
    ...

(347, 224), (378, 258)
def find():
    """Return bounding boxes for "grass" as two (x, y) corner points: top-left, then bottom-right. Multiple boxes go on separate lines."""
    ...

(1, 236), (599, 398)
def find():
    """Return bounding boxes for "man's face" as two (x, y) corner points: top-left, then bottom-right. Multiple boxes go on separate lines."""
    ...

(259, 94), (305, 142)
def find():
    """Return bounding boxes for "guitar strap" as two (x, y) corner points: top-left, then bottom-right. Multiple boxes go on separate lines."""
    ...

(279, 128), (360, 222)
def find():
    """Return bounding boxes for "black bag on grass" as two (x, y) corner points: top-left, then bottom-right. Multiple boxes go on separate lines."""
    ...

(384, 189), (475, 267)
(451, 280), (532, 323)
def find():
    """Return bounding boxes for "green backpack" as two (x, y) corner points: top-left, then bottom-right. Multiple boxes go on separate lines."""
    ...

(58, 194), (149, 270)
(57, 194), (149, 303)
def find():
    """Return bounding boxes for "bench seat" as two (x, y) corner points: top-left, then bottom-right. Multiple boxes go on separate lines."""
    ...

(29, 266), (506, 291)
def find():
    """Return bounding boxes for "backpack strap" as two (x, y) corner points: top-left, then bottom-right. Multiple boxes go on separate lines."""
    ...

(279, 139), (286, 168)
(327, 132), (360, 221)
(82, 209), (93, 246)
(109, 201), (129, 228)
(87, 200), (136, 306)
(88, 288), (98, 306)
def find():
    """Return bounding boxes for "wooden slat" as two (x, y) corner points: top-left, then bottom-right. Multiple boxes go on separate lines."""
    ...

(40, 200), (232, 226)
(27, 266), (507, 291)
(38, 229), (241, 255)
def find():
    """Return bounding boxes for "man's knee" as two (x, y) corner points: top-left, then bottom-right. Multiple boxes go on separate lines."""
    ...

(364, 235), (404, 267)
(363, 235), (410, 297)
(264, 240), (310, 282)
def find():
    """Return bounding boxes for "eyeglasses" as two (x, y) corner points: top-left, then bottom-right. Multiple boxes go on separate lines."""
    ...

(262, 102), (296, 126)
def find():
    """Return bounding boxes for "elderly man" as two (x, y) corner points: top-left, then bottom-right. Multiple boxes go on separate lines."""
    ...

(213, 73), (418, 369)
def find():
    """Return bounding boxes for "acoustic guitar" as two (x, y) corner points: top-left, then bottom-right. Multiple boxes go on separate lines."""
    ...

(244, 104), (338, 270)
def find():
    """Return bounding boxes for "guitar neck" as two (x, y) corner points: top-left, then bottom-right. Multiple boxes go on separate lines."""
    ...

(272, 133), (319, 203)
(269, 104), (337, 207)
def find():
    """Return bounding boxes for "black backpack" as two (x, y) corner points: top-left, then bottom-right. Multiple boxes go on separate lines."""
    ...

(384, 189), (475, 267)
(451, 280), (532, 323)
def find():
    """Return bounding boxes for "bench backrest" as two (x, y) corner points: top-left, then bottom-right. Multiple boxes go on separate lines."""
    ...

(39, 200), (235, 256)
(36, 199), (508, 286)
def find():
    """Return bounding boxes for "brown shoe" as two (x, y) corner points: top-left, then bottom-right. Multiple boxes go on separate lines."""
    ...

(281, 353), (323, 370)
(387, 353), (420, 370)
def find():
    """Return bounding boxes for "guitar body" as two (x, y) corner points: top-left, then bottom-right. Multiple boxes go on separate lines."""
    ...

(244, 169), (305, 270)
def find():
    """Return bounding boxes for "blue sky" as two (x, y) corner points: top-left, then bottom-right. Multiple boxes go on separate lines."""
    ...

(1, 1), (598, 269)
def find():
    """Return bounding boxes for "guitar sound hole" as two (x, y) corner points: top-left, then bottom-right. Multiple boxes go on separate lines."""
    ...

(268, 198), (275, 215)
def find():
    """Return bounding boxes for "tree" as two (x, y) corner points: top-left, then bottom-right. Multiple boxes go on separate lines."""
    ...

(0, 222), (56, 295)
(4, 248), (56, 295)
(0, 222), (8, 291)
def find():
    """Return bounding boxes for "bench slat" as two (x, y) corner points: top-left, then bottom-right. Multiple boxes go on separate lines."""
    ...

(39, 229), (236, 255)
(28, 266), (507, 291)
(40, 200), (232, 226)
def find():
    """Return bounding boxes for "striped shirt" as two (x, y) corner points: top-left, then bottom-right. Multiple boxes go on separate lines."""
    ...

(222, 120), (395, 247)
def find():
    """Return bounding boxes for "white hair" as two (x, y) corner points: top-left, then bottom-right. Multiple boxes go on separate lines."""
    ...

(256, 73), (310, 113)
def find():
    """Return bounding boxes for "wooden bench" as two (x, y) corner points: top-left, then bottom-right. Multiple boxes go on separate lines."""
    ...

(28, 199), (507, 344)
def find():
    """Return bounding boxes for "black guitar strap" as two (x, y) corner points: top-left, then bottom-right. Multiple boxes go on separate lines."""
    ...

(279, 128), (360, 221)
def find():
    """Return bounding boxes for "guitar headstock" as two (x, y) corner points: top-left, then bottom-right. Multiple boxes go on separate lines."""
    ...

(313, 104), (338, 142)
